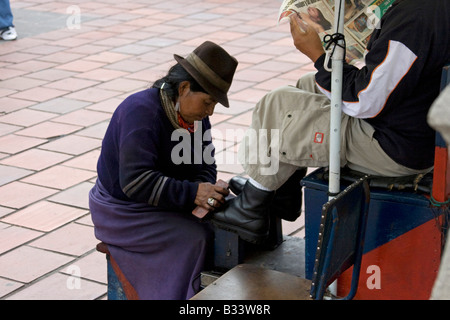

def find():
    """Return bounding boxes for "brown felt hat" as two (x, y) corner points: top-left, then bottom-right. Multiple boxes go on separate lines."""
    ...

(174, 41), (238, 108)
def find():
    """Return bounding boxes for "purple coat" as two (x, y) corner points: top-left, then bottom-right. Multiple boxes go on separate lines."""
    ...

(89, 88), (216, 299)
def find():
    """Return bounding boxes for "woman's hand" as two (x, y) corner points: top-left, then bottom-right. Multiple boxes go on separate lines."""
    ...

(290, 13), (325, 63)
(195, 182), (230, 211)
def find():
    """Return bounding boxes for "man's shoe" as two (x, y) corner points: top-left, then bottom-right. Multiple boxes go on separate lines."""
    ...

(228, 168), (307, 222)
(212, 180), (274, 244)
(270, 168), (307, 221)
(0, 27), (17, 41)
(228, 175), (247, 195)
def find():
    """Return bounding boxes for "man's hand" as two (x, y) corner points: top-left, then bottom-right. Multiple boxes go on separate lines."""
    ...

(290, 13), (325, 63)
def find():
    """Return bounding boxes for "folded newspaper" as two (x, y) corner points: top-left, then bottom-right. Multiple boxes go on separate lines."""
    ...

(278, 0), (395, 64)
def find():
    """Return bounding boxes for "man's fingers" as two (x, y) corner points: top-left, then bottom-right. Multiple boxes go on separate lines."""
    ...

(298, 19), (309, 33)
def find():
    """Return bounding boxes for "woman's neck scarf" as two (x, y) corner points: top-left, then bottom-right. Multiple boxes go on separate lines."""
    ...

(160, 88), (197, 133)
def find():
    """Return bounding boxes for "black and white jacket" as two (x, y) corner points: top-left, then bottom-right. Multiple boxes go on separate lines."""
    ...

(315, 0), (450, 170)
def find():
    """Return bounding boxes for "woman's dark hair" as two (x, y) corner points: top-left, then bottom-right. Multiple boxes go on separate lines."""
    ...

(152, 63), (207, 102)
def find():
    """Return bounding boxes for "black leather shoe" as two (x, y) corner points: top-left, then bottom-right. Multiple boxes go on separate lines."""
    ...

(270, 168), (307, 221)
(229, 176), (247, 195)
(212, 180), (274, 244)
(228, 168), (307, 222)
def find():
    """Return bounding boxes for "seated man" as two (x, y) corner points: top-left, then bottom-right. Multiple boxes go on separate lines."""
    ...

(211, 0), (450, 244)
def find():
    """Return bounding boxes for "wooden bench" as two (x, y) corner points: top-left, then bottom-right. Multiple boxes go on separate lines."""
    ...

(193, 177), (370, 300)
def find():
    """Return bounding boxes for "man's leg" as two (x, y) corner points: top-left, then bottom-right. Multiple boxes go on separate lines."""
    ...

(212, 74), (344, 242)
(0, 0), (17, 41)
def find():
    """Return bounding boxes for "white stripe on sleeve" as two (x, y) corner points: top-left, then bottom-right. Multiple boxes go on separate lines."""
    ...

(317, 40), (417, 118)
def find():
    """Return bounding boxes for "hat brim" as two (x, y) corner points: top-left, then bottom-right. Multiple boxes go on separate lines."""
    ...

(174, 54), (230, 108)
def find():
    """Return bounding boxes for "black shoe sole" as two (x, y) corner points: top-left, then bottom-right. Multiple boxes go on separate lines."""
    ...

(211, 219), (269, 245)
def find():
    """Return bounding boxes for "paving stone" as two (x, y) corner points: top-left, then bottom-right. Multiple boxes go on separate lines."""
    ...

(0, 181), (58, 209)
(5, 272), (106, 300)
(21, 165), (96, 190)
(0, 246), (73, 283)
(0, 149), (71, 171)
(30, 223), (97, 256)
(0, 164), (33, 186)
(2, 201), (87, 233)
(0, 224), (43, 254)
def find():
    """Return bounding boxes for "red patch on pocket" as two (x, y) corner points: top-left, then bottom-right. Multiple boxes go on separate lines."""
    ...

(314, 132), (324, 144)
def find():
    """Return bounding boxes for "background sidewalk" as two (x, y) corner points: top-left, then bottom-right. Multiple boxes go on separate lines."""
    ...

(0, 0), (314, 300)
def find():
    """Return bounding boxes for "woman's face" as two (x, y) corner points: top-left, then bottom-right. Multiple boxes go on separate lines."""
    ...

(178, 81), (217, 124)
(307, 7), (319, 20)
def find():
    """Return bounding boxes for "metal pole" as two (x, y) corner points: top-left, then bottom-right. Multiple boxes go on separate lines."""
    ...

(328, 0), (346, 201)
(327, 0), (346, 297)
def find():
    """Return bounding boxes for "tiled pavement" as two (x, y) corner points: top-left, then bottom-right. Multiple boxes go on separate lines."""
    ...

(0, 0), (315, 300)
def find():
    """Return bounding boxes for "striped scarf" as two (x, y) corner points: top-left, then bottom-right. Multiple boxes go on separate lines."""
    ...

(159, 89), (196, 133)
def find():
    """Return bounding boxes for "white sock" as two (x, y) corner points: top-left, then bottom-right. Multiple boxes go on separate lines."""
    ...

(248, 178), (273, 192)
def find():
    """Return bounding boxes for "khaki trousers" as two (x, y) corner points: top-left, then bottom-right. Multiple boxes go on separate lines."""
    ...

(238, 73), (431, 190)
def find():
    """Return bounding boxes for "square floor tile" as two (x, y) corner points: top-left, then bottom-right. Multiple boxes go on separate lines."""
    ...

(49, 182), (94, 209)
(9, 87), (69, 103)
(226, 110), (253, 126)
(0, 109), (56, 127)
(15, 121), (82, 139)
(26, 68), (77, 82)
(37, 52), (85, 64)
(44, 77), (100, 92)
(0, 246), (73, 283)
(0, 164), (33, 186)
(0, 52), (39, 64)
(0, 207), (13, 219)
(2, 201), (88, 232)
(5, 272), (105, 300)
(105, 59), (150, 72)
(0, 68), (28, 81)
(7, 60), (56, 73)
(30, 223), (97, 256)
(52, 109), (111, 127)
(0, 123), (21, 137)
(0, 181), (58, 209)
(75, 68), (129, 82)
(64, 87), (121, 103)
(97, 78), (147, 92)
(0, 97), (35, 114)
(85, 97), (122, 113)
(56, 60), (106, 72)
(235, 68), (279, 83)
(62, 150), (100, 171)
(0, 134), (46, 154)
(84, 51), (130, 63)
(39, 135), (101, 155)
(0, 77), (47, 91)
(76, 121), (109, 139)
(0, 278), (23, 299)
(30, 97), (91, 114)
(21, 165), (96, 190)
(60, 251), (107, 284)
(0, 224), (43, 254)
(229, 88), (268, 103)
(0, 149), (72, 171)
